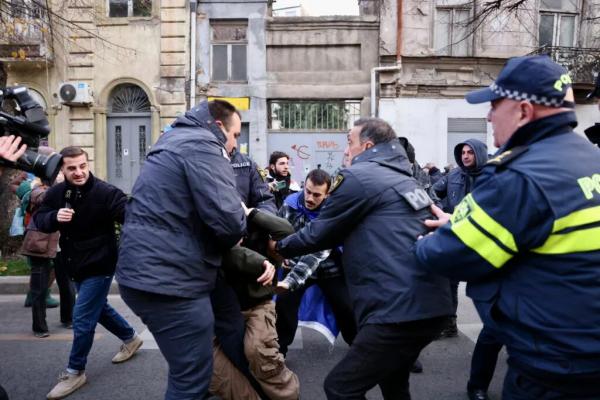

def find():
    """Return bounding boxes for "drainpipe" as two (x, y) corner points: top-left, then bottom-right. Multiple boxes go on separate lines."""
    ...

(189, 0), (197, 107)
(370, 65), (401, 117)
(370, 0), (403, 117)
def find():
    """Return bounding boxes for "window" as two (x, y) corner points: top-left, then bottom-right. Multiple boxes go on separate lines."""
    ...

(268, 100), (361, 131)
(434, 7), (471, 56)
(9, 0), (45, 19)
(108, 0), (152, 18)
(539, 0), (578, 47)
(211, 21), (248, 82)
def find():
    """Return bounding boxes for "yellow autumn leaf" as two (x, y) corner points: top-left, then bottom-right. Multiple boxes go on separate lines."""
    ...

(11, 51), (18, 58)
(18, 49), (26, 60)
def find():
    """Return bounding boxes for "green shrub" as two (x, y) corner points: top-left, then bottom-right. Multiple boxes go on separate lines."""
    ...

(0, 257), (29, 276)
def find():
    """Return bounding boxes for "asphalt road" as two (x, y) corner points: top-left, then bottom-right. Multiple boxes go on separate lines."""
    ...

(0, 283), (507, 400)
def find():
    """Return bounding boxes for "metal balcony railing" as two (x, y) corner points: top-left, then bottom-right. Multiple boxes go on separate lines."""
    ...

(534, 46), (600, 84)
(0, 13), (52, 62)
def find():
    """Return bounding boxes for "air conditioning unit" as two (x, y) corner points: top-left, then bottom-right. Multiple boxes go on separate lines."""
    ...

(58, 82), (93, 105)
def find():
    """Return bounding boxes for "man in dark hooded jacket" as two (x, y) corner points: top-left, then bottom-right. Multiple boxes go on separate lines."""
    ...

(433, 138), (488, 339)
(116, 100), (246, 400)
(434, 139), (488, 214)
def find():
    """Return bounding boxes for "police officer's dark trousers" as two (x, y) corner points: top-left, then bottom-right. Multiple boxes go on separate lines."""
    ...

(502, 364), (600, 400)
(120, 285), (213, 400)
(324, 316), (446, 400)
(467, 325), (503, 392)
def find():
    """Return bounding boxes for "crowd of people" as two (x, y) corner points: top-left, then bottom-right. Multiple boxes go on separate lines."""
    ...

(0, 54), (599, 400)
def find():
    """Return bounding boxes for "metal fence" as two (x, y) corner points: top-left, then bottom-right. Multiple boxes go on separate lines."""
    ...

(269, 100), (361, 131)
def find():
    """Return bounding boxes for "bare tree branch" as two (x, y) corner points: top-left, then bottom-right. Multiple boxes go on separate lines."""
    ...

(0, 0), (136, 58)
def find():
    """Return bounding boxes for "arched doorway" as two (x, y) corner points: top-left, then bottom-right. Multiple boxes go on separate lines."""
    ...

(106, 83), (151, 193)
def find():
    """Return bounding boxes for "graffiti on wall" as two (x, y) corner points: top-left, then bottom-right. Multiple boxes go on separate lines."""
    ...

(268, 134), (347, 182)
(291, 144), (310, 160)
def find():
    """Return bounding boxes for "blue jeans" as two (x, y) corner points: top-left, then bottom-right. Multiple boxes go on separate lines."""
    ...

(68, 275), (135, 371)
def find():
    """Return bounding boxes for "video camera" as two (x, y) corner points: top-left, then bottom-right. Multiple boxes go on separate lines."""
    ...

(0, 85), (62, 182)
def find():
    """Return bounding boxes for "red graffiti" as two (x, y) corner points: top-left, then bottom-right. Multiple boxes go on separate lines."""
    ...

(317, 141), (339, 150)
(291, 144), (310, 160)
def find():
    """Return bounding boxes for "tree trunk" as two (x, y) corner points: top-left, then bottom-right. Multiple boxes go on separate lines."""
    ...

(0, 61), (24, 257)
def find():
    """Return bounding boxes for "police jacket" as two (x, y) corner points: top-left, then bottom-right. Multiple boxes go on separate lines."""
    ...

(116, 102), (246, 299)
(277, 139), (453, 327)
(416, 112), (600, 379)
(230, 149), (276, 213)
(34, 173), (126, 281)
(433, 139), (488, 213)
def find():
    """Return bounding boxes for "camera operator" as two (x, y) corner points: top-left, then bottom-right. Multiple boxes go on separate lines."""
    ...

(0, 135), (27, 176)
(0, 86), (62, 182)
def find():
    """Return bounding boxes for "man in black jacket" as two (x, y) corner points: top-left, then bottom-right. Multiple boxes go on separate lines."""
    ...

(267, 151), (298, 209)
(116, 100), (246, 400)
(35, 146), (141, 400)
(585, 74), (600, 145)
(274, 118), (453, 399)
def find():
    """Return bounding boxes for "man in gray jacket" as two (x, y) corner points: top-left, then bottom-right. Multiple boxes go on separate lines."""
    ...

(116, 100), (246, 400)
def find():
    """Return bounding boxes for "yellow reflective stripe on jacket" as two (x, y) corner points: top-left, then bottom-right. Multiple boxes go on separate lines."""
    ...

(466, 195), (518, 253)
(532, 226), (600, 254)
(451, 218), (514, 268)
(552, 205), (600, 233)
(450, 193), (517, 268)
(532, 205), (600, 254)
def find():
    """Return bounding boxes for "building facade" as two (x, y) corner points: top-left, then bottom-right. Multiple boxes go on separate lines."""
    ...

(377, 0), (600, 167)
(2, 0), (192, 193)
(195, 0), (379, 180)
(9, 1), (592, 189)
(195, 0), (270, 168)
(265, 13), (379, 179)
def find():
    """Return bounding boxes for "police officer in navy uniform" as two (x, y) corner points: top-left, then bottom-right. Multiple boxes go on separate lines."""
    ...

(209, 128), (276, 399)
(416, 55), (600, 399)
(274, 117), (453, 399)
(230, 148), (276, 214)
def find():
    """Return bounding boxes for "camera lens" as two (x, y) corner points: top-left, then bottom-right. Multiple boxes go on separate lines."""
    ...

(12, 149), (63, 183)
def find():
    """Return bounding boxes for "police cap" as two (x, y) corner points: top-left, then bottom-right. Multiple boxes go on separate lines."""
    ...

(466, 55), (573, 108)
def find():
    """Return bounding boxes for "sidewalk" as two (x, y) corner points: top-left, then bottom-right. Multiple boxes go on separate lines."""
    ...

(0, 276), (120, 295)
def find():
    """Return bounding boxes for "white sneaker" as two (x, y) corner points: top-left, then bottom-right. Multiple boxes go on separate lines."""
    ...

(46, 371), (86, 399)
(112, 334), (143, 363)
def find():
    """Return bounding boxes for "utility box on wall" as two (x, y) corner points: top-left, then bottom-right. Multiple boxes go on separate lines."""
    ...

(58, 82), (93, 106)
